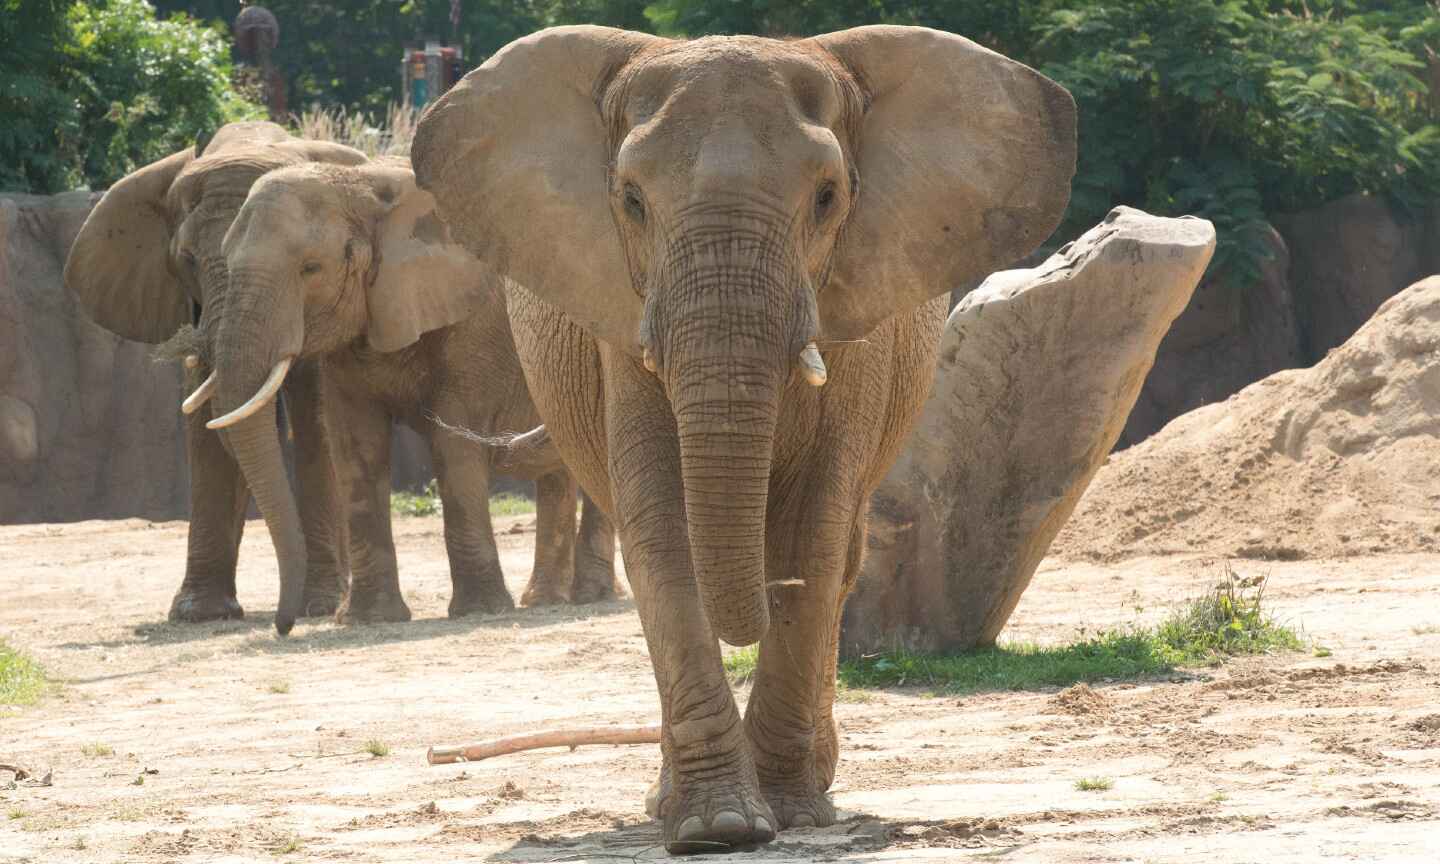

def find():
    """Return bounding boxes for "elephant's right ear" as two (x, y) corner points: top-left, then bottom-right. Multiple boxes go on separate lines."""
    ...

(412, 26), (663, 355)
(65, 148), (193, 343)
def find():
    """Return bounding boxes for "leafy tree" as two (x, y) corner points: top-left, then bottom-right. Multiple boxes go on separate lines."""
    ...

(1, 0), (262, 194)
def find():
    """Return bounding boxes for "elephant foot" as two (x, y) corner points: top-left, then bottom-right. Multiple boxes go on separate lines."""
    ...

(662, 774), (776, 854)
(301, 589), (343, 619)
(336, 588), (412, 624)
(448, 580), (515, 617)
(759, 789), (836, 830)
(168, 588), (244, 623)
(570, 563), (620, 604)
(519, 575), (570, 607)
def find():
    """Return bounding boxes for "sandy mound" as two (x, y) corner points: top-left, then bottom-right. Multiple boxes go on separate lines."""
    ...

(1045, 683), (1112, 716)
(1055, 275), (1440, 561)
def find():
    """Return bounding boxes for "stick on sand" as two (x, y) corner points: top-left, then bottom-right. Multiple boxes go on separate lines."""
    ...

(427, 724), (661, 765)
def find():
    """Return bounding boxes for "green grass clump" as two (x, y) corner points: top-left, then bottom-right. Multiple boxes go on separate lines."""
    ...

(1075, 776), (1114, 792)
(0, 640), (46, 706)
(391, 480), (442, 518)
(831, 565), (1303, 696)
(488, 493), (536, 517)
(723, 646), (759, 684)
(364, 739), (390, 758)
(266, 679), (292, 694)
(80, 742), (114, 758)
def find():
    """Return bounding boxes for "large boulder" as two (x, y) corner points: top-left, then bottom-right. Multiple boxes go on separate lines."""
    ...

(1053, 275), (1440, 563)
(0, 192), (189, 522)
(842, 208), (1216, 656)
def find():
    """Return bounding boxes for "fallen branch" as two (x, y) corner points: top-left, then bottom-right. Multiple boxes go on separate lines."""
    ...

(428, 724), (661, 765)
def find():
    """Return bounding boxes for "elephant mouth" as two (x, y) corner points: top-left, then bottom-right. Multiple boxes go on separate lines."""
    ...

(205, 356), (294, 430)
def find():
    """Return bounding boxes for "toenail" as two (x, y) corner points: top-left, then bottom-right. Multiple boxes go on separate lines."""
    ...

(711, 810), (747, 835)
(754, 816), (774, 835)
(676, 816), (706, 841)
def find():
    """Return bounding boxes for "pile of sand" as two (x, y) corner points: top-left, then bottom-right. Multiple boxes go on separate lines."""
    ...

(1054, 276), (1440, 562)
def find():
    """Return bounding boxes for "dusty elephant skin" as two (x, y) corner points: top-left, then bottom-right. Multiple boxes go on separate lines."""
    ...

(843, 207), (1216, 657)
(63, 122), (370, 633)
(213, 160), (619, 622)
(414, 25), (1076, 852)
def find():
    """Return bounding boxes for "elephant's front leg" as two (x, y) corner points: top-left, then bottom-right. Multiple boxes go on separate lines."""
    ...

(284, 358), (349, 617)
(430, 429), (515, 616)
(331, 387), (410, 624)
(519, 469), (577, 606)
(571, 489), (621, 603)
(606, 359), (776, 852)
(742, 485), (864, 830)
(170, 375), (249, 622)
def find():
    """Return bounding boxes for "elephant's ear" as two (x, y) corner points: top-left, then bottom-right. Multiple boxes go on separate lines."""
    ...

(64, 147), (193, 343)
(810, 26), (1077, 341)
(363, 164), (500, 353)
(412, 26), (663, 355)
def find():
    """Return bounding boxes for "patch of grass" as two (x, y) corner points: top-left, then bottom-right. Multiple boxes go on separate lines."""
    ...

(1208, 791), (1229, 804)
(267, 679), (291, 694)
(838, 565), (1304, 695)
(273, 835), (304, 854)
(723, 646), (759, 684)
(489, 492), (536, 517)
(1074, 776), (1114, 792)
(7, 807), (24, 820)
(0, 639), (46, 706)
(80, 742), (114, 758)
(1313, 646), (1333, 658)
(391, 480), (442, 518)
(364, 739), (390, 758)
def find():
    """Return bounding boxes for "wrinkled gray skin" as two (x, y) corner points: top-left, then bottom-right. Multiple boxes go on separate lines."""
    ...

(65, 122), (368, 632)
(215, 161), (619, 621)
(415, 25), (1076, 852)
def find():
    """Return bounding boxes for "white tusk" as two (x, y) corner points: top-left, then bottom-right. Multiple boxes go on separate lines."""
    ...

(205, 357), (293, 430)
(183, 354), (201, 369)
(642, 347), (657, 373)
(799, 342), (827, 387)
(181, 371), (218, 415)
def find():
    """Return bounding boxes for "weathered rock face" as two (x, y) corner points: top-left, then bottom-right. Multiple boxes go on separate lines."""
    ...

(1277, 193), (1440, 362)
(842, 208), (1216, 657)
(0, 192), (190, 522)
(1053, 275), (1440, 563)
(1120, 225), (1301, 446)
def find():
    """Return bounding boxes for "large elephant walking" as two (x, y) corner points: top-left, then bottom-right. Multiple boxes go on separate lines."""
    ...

(65, 122), (366, 630)
(414, 26), (1076, 852)
(206, 159), (619, 622)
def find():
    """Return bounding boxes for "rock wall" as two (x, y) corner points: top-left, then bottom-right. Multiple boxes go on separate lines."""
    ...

(0, 192), (189, 523)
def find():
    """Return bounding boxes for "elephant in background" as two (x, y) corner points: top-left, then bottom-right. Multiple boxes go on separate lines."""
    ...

(415, 26), (1075, 851)
(65, 122), (367, 630)
(207, 158), (619, 622)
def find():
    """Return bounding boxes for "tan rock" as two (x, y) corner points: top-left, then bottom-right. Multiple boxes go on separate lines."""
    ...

(842, 207), (1215, 656)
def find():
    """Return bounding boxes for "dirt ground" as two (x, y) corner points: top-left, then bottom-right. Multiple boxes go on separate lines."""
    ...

(2, 516), (1438, 863)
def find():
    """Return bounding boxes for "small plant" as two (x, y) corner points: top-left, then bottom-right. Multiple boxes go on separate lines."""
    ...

(131, 774), (145, 786)
(72, 837), (87, 851)
(7, 807), (24, 820)
(272, 835), (304, 854)
(391, 480), (442, 518)
(1208, 791), (1229, 804)
(0, 639), (46, 706)
(1313, 646), (1333, 658)
(723, 646), (759, 684)
(364, 739), (390, 758)
(1075, 777), (1114, 792)
(1152, 565), (1303, 665)
(489, 493), (537, 517)
(294, 102), (417, 158)
(80, 742), (114, 758)
(267, 679), (292, 694)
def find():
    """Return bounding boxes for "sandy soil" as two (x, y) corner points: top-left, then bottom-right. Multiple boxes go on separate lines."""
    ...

(2, 516), (1438, 862)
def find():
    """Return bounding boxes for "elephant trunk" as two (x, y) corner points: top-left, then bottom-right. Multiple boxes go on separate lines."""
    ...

(212, 269), (306, 634)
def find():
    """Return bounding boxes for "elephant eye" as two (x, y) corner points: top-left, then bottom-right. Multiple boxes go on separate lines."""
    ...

(814, 182), (837, 221)
(622, 184), (646, 225)
(301, 261), (322, 276)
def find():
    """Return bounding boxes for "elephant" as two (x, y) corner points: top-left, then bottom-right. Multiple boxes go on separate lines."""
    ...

(65, 122), (368, 631)
(203, 157), (620, 621)
(413, 25), (1076, 852)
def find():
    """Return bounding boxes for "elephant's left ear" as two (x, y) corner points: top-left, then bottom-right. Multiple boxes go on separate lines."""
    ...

(809, 26), (1077, 340)
(364, 164), (500, 353)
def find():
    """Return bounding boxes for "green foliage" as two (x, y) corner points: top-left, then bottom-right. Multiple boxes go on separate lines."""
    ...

(391, 480), (442, 518)
(828, 567), (1303, 695)
(489, 492), (537, 517)
(0, 639), (46, 707)
(0, 0), (262, 194)
(1075, 776), (1114, 791)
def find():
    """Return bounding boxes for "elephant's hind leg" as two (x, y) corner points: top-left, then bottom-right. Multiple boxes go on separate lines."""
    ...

(431, 428), (515, 617)
(570, 489), (620, 603)
(519, 469), (577, 607)
(170, 382), (248, 623)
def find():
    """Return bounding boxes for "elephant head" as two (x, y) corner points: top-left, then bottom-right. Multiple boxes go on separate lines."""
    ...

(202, 159), (494, 618)
(64, 121), (367, 633)
(413, 26), (1076, 645)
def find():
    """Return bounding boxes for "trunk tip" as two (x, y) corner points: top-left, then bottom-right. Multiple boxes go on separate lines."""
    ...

(714, 606), (770, 648)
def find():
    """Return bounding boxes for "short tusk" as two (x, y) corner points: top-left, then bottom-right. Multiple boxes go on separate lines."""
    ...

(205, 357), (293, 430)
(642, 347), (657, 374)
(799, 342), (827, 387)
(183, 354), (201, 369)
(181, 371), (218, 415)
